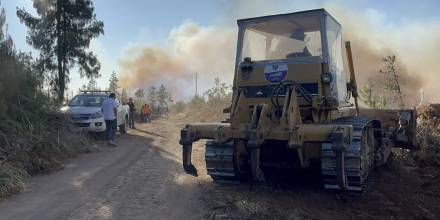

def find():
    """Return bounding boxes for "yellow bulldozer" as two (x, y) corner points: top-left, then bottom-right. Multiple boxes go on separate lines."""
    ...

(179, 9), (417, 191)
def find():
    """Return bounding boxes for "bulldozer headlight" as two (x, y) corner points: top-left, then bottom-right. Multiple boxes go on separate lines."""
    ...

(321, 73), (333, 84)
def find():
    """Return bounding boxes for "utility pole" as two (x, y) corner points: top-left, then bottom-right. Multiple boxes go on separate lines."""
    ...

(195, 72), (198, 97)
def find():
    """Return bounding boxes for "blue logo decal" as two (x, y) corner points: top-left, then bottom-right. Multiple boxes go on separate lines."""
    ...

(265, 71), (287, 83)
(264, 64), (288, 83)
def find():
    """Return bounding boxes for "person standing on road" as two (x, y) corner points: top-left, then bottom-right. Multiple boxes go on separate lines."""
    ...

(102, 93), (118, 146)
(127, 97), (136, 129)
(140, 104), (145, 123)
(142, 104), (147, 122)
(144, 104), (151, 122)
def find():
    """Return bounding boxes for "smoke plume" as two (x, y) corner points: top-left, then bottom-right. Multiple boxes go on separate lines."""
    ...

(118, 1), (440, 104)
(325, 4), (438, 106)
(118, 22), (236, 100)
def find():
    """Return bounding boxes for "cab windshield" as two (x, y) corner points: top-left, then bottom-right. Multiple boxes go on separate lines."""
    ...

(68, 95), (107, 107)
(241, 14), (322, 61)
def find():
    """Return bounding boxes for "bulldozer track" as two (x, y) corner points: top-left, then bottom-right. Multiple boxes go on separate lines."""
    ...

(205, 140), (240, 183)
(204, 117), (381, 191)
(321, 117), (379, 192)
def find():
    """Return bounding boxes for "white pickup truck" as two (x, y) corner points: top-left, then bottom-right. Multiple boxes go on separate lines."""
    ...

(61, 91), (129, 134)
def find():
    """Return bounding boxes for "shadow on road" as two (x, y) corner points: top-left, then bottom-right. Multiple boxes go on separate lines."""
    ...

(134, 127), (166, 138)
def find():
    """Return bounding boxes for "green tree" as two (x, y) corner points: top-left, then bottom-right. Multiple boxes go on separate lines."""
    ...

(0, 3), (92, 197)
(108, 71), (118, 93)
(78, 84), (86, 94)
(167, 92), (174, 107)
(86, 76), (98, 90)
(204, 77), (232, 104)
(157, 84), (169, 108)
(380, 55), (404, 109)
(134, 88), (144, 101)
(359, 79), (386, 109)
(0, 4), (13, 56)
(0, 3), (5, 42)
(17, 0), (104, 103)
(134, 88), (144, 111)
(188, 95), (205, 112)
(174, 101), (185, 113)
(148, 86), (157, 107)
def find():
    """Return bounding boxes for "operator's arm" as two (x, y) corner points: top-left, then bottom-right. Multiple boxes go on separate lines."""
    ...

(303, 47), (312, 56)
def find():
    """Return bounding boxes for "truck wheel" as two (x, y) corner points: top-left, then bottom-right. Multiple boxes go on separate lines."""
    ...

(119, 117), (128, 134)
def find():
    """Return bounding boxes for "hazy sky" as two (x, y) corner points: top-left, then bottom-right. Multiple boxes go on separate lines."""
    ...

(2, 0), (440, 98)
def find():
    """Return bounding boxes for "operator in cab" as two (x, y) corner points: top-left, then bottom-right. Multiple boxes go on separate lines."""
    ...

(102, 92), (118, 146)
(267, 28), (312, 60)
(287, 28), (312, 58)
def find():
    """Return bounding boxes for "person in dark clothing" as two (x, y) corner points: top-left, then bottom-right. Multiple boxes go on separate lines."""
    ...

(127, 97), (136, 129)
(140, 104), (144, 123)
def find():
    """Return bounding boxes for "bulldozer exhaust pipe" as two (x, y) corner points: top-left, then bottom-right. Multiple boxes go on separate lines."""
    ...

(345, 41), (360, 116)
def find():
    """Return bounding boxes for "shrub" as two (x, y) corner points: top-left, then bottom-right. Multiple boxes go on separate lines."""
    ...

(0, 8), (92, 197)
(174, 101), (186, 113)
(415, 104), (440, 167)
(180, 78), (231, 123)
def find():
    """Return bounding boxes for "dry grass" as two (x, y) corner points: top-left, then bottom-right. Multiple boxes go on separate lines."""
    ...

(0, 163), (29, 198)
(0, 111), (94, 198)
(415, 104), (440, 168)
(0, 28), (94, 198)
(171, 93), (231, 124)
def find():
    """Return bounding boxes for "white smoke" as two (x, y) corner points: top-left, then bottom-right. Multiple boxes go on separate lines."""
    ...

(119, 1), (440, 104)
(118, 21), (235, 100)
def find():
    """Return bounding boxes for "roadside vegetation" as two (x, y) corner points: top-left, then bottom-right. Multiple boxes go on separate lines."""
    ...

(358, 53), (440, 178)
(0, 1), (99, 198)
(131, 84), (174, 121)
(416, 104), (440, 168)
(359, 55), (405, 109)
(171, 77), (232, 123)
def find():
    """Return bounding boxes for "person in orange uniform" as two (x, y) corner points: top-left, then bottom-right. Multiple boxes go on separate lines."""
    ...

(143, 104), (151, 122)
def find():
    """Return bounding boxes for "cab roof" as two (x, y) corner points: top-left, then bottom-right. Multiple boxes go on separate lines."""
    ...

(237, 9), (341, 27)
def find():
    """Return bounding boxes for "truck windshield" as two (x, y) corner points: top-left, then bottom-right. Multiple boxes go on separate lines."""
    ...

(68, 95), (107, 107)
(241, 14), (322, 61)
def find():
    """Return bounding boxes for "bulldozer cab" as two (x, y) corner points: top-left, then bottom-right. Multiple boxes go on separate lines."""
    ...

(235, 9), (348, 107)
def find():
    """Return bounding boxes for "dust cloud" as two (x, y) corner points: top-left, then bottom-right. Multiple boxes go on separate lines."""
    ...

(118, 1), (440, 104)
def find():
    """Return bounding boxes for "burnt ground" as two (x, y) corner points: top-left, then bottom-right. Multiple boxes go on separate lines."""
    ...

(0, 115), (439, 220)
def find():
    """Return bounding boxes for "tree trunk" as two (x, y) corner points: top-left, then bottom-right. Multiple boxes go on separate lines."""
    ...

(56, 0), (65, 104)
(57, 57), (65, 104)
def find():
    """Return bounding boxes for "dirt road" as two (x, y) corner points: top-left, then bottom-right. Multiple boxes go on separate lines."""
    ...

(1, 115), (439, 220)
(0, 118), (209, 220)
